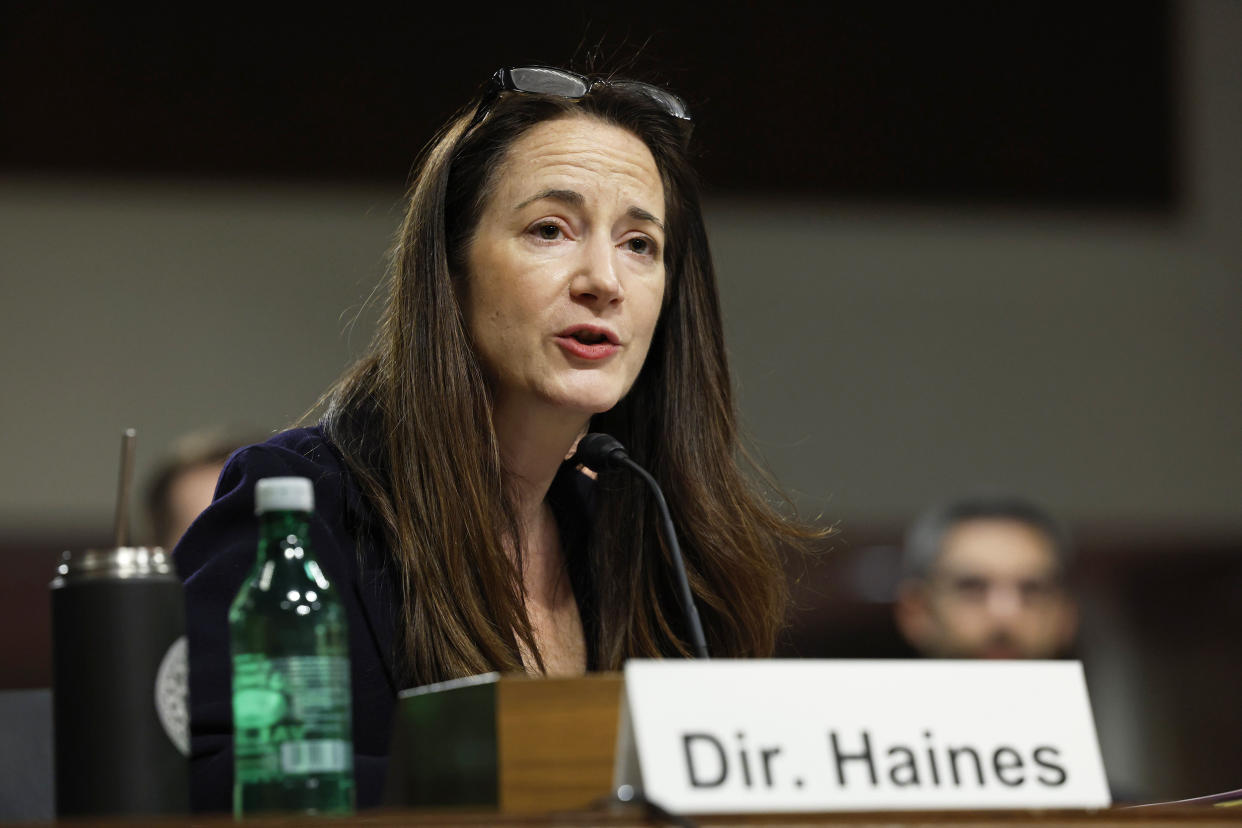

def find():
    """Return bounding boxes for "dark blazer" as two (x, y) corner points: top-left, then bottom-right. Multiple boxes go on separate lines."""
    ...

(175, 425), (596, 812)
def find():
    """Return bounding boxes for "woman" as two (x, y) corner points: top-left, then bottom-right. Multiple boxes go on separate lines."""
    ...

(178, 66), (821, 810)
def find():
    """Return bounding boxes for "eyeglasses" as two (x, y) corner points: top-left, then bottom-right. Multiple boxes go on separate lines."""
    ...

(468, 66), (692, 131)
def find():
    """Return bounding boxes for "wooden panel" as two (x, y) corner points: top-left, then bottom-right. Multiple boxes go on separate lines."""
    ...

(496, 673), (623, 813)
(19, 805), (1242, 825)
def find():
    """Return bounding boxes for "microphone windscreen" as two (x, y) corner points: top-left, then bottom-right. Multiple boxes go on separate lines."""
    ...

(574, 432), (628, 471)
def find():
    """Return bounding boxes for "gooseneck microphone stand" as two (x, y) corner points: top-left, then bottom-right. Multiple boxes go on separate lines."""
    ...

(575, 433), (710, 659)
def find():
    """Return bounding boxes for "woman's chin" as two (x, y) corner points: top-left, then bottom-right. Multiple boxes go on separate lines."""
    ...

(543, 386), (624, 417)
(564, 396), (622, 416)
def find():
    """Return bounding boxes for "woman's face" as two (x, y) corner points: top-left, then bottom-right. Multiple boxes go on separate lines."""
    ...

(464, 115), (667, 420)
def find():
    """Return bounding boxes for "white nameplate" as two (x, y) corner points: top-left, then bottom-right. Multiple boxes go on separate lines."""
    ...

(615, 660), (1110, 813)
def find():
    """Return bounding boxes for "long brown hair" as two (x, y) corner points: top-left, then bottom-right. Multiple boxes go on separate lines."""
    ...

(318, 78), (822, 687)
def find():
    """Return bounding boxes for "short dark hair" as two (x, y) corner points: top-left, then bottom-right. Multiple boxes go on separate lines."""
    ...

(901, 494), (1073, 580)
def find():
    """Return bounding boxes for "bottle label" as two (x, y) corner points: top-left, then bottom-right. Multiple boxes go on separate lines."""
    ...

(232, 654), (353, 781)
(280, 739), (351, 774)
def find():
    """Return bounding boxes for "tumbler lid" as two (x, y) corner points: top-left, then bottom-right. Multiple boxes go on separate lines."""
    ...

(255, 476), (314, 514)
(51, 546), (174, 584)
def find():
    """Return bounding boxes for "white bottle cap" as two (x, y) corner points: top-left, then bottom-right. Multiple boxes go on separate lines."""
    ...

(254, 477), (314, 515)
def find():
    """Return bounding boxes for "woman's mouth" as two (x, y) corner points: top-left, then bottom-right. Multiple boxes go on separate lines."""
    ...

(556, 326), (619, 360)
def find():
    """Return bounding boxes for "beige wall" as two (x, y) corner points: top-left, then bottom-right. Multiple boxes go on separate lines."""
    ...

(1, 0), (1238, 536)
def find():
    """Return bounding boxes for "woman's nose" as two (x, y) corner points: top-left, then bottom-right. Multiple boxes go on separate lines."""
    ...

(570, 238), (623, 306)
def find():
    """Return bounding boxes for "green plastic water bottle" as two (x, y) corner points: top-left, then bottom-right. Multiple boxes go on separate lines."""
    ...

(228, 476), (354, 816)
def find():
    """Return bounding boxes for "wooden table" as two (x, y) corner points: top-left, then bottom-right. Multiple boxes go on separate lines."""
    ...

(19, 806), (1242, 827)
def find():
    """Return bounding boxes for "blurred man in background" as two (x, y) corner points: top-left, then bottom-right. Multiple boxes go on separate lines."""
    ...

(144, 429), (254, 551)
(894, 495), (1078, 660)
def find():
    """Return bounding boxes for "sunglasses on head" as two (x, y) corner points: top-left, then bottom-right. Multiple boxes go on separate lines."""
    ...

(467, 66), (692, 131)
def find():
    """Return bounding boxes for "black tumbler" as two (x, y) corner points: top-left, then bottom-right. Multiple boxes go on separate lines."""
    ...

(50, 546), (190, 817)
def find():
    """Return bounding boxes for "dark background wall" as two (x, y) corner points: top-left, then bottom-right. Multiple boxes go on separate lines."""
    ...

(2, 0), (1239, 803)
(2, 2), (1173, 204)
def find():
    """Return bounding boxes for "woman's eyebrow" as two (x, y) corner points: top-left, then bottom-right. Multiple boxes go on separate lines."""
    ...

(515, 189), (664, 230)
(515, 188), (583, 210)
(628, 206), (664, 231)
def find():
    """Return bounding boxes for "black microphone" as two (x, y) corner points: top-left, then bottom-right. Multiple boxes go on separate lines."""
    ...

(575, 433), (709, 659)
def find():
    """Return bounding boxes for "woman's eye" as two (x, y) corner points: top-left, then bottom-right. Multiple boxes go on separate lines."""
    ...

(534, 222), (562, 240)
(627, 237), (655, 256)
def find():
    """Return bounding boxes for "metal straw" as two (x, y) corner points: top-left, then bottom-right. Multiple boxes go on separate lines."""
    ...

(113, 428), (137, 548)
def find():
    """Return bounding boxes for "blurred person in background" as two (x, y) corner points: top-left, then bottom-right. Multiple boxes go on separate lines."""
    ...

(893, 495), (1078, 660)
(144, 429), (254, 551)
